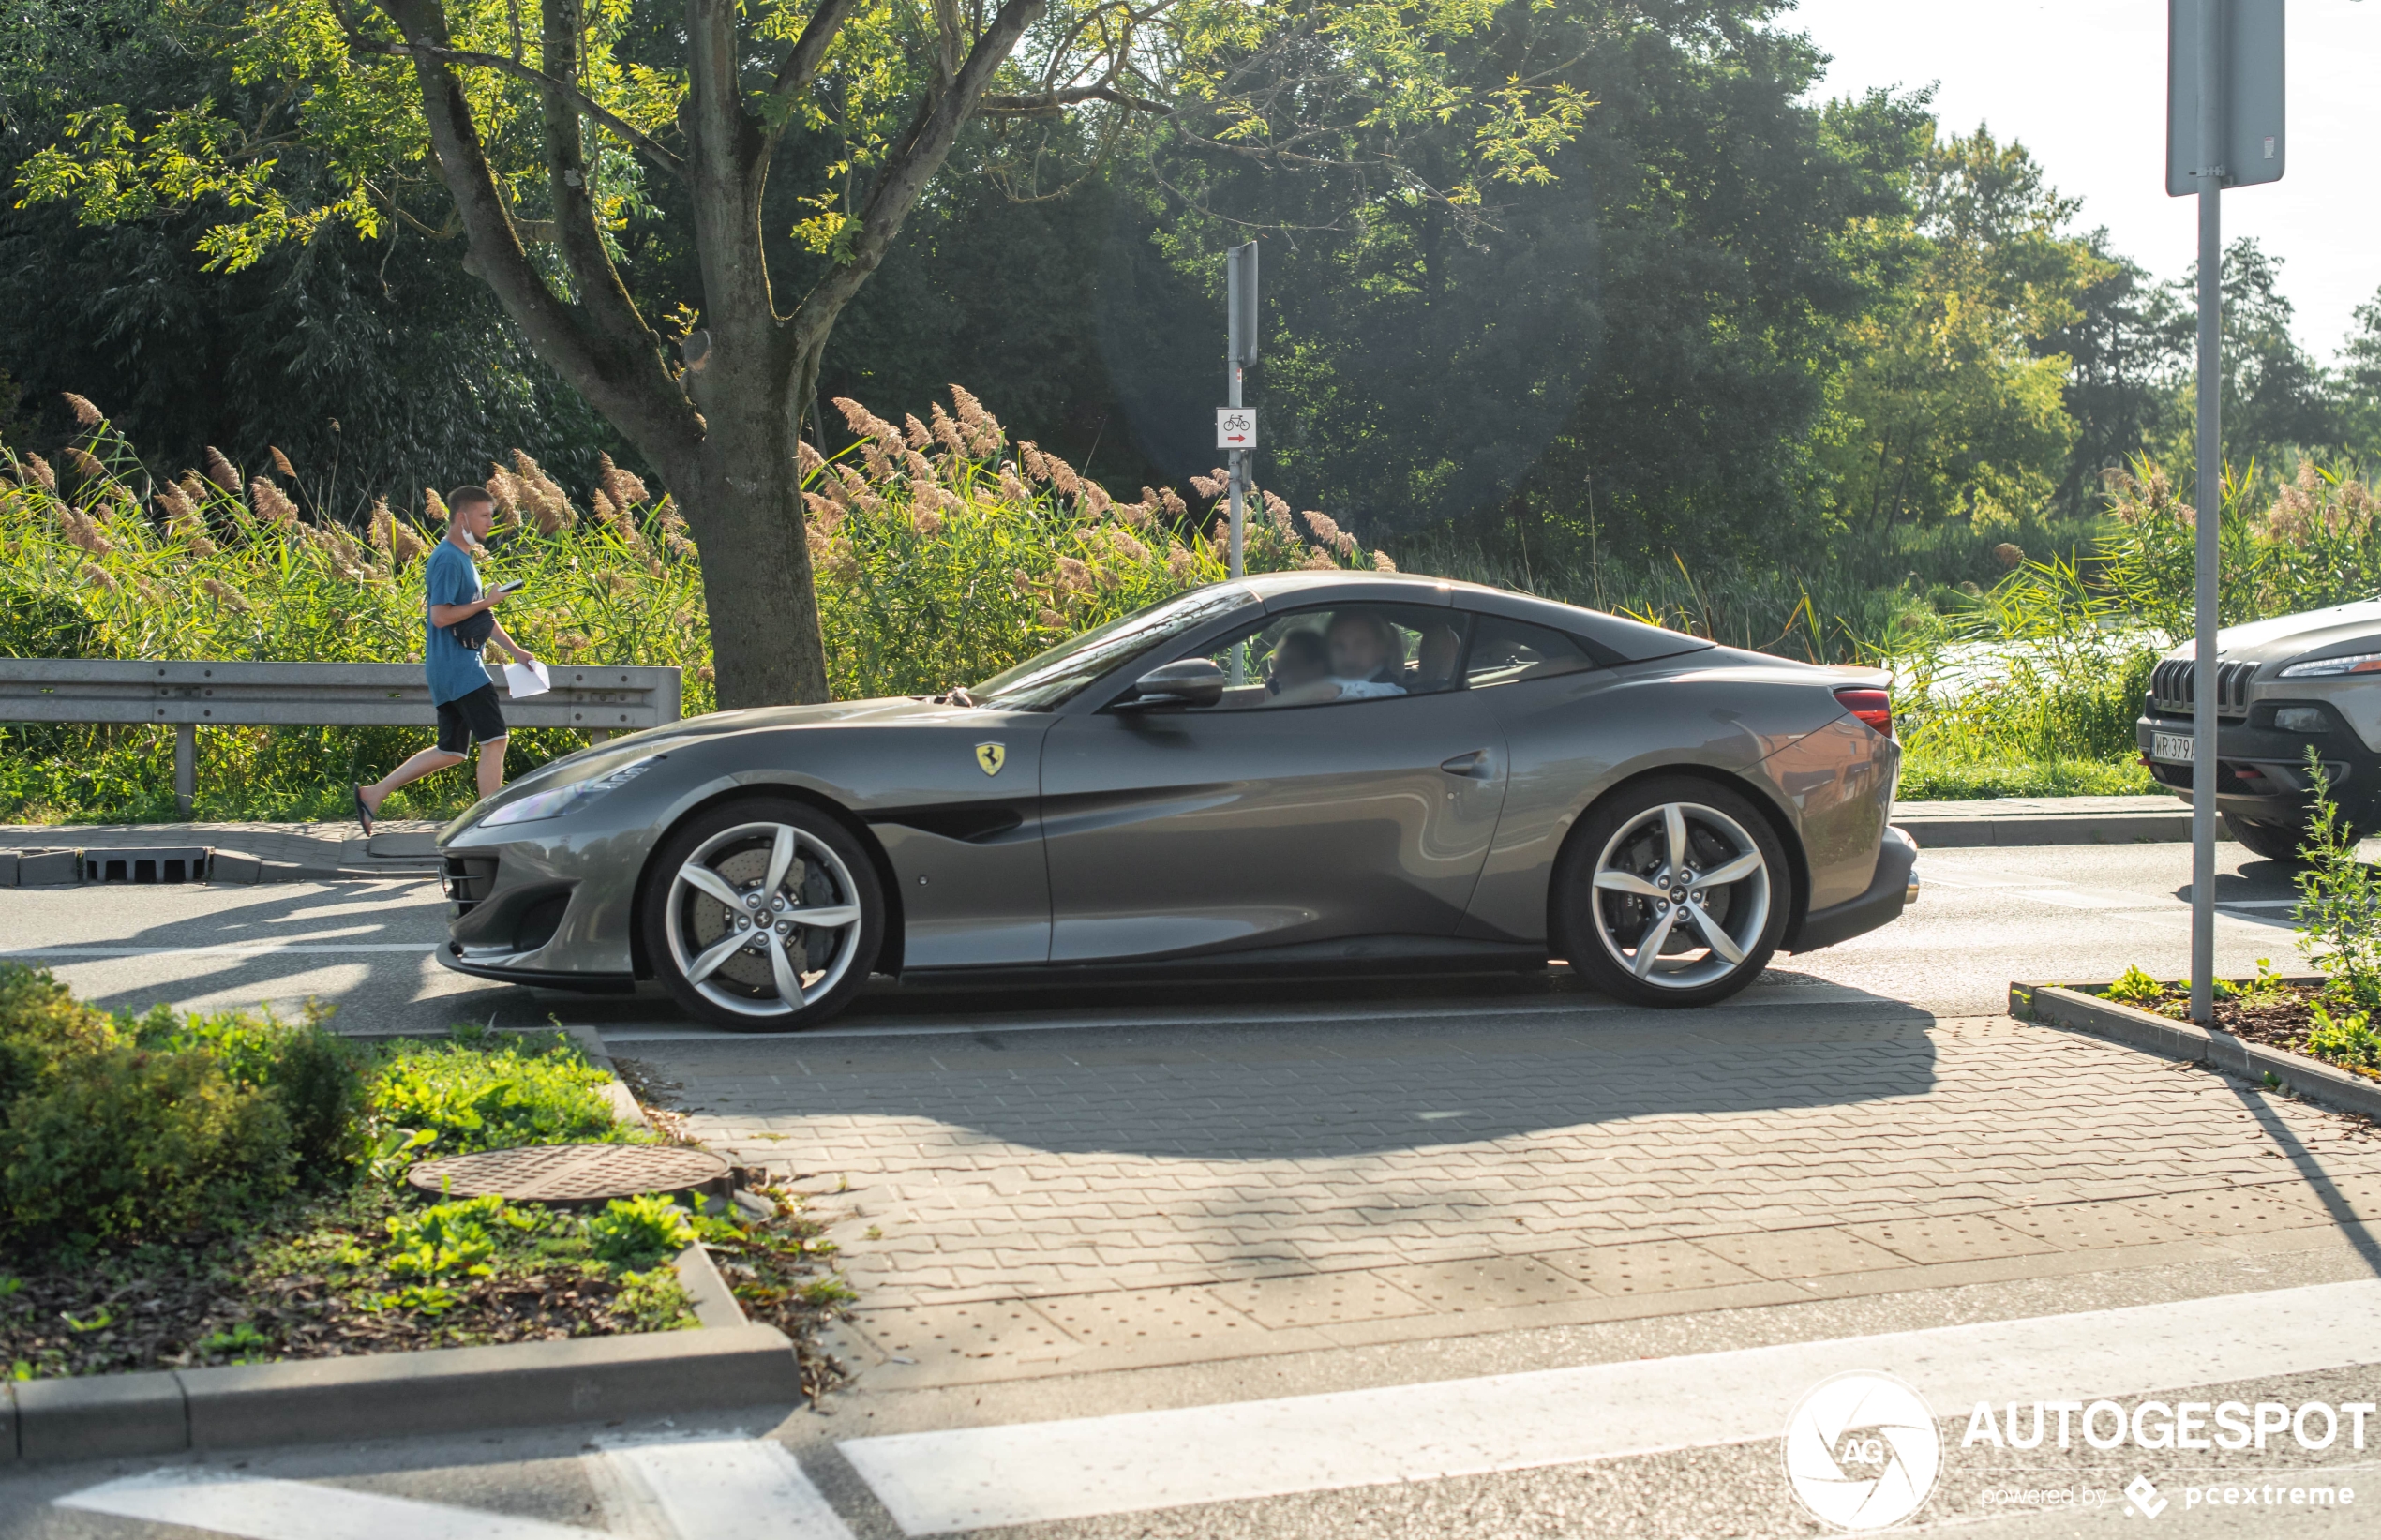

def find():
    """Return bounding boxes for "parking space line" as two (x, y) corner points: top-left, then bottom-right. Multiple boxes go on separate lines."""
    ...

(837, 1278), (2381, 1534)
(0, 943), (441, 956)
(54, 1470), (596, 1540)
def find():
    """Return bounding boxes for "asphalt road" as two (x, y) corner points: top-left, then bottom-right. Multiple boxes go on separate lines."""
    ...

(4, 838), (2374, 1539)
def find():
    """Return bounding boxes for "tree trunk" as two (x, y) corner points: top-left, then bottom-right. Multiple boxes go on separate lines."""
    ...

(668, 333), (831, 710)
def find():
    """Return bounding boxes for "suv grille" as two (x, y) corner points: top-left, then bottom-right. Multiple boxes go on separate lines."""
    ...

(2149, 658), (2255, 718)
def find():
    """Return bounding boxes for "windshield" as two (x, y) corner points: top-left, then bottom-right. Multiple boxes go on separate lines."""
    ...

(973, 584), (1257, 710)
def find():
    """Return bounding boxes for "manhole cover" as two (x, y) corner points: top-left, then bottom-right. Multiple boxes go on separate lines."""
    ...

(406, 1144), (732, 1204)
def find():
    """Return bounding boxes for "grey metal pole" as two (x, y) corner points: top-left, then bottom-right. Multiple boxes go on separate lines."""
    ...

(2189, 0), (2224, 1024)
(1227, 362), (1246, 581)
(174, 723), (196, 818)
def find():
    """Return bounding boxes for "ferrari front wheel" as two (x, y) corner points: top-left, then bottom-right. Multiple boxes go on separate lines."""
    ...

(642, 798), (884, 1031)
(1554, 778), (1788, 1008)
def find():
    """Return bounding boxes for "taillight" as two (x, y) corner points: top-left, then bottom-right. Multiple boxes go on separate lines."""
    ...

(1834, 686), (1894, 739)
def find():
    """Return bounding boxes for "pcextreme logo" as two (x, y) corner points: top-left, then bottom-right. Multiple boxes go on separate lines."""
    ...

(1783, 1371), (1942, 1531)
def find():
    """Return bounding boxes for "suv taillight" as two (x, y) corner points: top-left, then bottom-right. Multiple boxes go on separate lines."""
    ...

(1834, 686), (1894, 739)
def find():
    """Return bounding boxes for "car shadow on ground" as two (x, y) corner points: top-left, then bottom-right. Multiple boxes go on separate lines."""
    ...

(610, 971), (1941, 1161)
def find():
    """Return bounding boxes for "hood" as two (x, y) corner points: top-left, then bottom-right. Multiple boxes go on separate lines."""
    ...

(2162, 599), (2381, 667)
(441, 695), (974, 839)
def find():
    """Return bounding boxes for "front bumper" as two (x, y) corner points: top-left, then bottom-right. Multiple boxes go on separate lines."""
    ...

(434, 944), (635, 994)
(2135, 708), (2375, 827)
(1789, 825), (1918, 953)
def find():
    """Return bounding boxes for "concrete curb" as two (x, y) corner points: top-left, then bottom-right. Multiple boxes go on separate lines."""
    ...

(1, 1381), (17, 1464)
(7, 1322), (801, 1463)
(2011, 979), (2381, 1122)
(1897, 809), (2193, 848)
(675, 1242), (749, 1331)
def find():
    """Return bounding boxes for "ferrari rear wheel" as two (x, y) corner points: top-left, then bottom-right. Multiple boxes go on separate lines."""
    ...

(643, 798), (883, 1031)
(1555, 777), (1788, 1008)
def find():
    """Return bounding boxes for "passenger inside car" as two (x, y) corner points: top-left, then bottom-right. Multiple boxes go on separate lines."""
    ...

(1265, 628), (1330, 697)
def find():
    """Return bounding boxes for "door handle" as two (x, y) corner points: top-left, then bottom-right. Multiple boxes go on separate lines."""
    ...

(1440, 749), (1491, 778)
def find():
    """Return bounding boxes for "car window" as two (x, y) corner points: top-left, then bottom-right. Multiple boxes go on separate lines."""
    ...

(1173, 605), (1467, 710)
(973, 584), (1255, 710)
(1464, 615), (1599, 688)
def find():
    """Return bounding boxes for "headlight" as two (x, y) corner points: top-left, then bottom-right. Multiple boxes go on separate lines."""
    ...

(2278, 651), (2381, 679)
(479, 759), (656, 828)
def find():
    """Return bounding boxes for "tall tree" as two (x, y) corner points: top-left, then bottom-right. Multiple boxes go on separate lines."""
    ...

(2042, 232), (2189, 517)
(16, 0), (1592, 707)
(1821, 125), (2096, 541)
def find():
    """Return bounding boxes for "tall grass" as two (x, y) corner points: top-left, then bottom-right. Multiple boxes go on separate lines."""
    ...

(0, 389), (1381, 822)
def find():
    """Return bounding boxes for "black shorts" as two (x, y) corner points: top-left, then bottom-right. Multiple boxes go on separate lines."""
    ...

(435, 684), (508, 754)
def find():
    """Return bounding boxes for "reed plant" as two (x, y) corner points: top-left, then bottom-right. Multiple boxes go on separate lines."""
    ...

(0, 389), (1382, 822)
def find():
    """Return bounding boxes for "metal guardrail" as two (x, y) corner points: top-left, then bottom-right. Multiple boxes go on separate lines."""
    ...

(0, 660), (683, 815)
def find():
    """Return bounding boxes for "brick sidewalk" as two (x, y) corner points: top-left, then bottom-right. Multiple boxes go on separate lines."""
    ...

(661, 1009), (2381, 1386)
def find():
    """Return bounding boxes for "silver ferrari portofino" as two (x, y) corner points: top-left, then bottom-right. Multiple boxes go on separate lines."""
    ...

(436, 572), (1916, 1028)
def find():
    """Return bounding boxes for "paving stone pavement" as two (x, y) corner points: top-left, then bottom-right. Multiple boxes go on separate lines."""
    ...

(658, 1009), (2381, 1387)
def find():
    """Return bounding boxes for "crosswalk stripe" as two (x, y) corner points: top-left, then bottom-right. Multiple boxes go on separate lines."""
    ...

(600, 1435), (856, 1540)
(55, 1471), (596, 1540)
(838, 1278), (2381, 1535)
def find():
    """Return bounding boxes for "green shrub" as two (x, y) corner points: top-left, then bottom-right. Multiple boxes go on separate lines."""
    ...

(0, 964), (122, 1108)
(587, 1193), (696, 1271)
(366, 1034), (638, 1166)
(2305, 1003), (2381, 1074)
(2294, 752), (2381, 1009)
(140, 1003), (367, 1179)
(0, 1045), (292, 1248)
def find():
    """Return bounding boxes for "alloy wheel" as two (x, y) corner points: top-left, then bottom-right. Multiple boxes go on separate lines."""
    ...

(662, 820), (863, 1019)
(1588, 800), (1771, 990)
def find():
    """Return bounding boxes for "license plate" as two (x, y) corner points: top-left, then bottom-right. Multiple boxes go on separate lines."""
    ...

(2152, 731), (2195, 763)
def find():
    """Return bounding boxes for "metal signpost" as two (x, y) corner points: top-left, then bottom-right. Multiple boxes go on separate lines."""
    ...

(1223, 241), (1260, 581)
(2168, 0), (2284, 1022)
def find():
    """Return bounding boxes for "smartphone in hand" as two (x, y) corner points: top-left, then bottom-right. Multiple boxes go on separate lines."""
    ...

(488, 578), (526, 597)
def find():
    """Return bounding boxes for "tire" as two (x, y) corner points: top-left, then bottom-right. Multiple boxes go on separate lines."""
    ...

(2224, 813), (2312, 864)
(1552, 776), (1789, 1009)
(640, 797), (884, 1031)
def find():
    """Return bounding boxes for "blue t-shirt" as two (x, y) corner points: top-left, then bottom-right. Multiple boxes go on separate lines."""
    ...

(424, 539), (493, 705)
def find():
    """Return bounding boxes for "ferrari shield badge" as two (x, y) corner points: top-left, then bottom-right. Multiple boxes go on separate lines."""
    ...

(974, 741), (1006, 776)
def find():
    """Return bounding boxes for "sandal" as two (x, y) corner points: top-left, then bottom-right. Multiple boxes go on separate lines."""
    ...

(353, 785), (377, 838)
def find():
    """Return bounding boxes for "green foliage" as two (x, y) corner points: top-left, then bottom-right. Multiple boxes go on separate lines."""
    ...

(0, 1042), (293, 1249)
(0, 963), (123, 1109)
(384, 1193), (515, 1279)
(138, 1001), (367, 1178)
(2294, 752), (2381, 1010)
(586, 1193), (696, 1271)
(2305, 1003), (2381, 1075)
(364, 1033), (634, 1168)
(2104, 965), (2170, 1011)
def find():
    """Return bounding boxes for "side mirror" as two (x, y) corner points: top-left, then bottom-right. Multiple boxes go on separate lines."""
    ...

(1116, 657), (1226, 711)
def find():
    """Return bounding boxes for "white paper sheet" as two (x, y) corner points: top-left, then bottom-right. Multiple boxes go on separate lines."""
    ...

(503, 659), (551, 699)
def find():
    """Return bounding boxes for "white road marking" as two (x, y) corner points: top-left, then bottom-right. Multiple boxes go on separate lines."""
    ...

(58, 1440), (852, 1540)
(599, 1435), (856, 1540)
(0, 943), (440, 956)
(838, 1278), (2381, 1535)
(54, 1470), (596, 1540)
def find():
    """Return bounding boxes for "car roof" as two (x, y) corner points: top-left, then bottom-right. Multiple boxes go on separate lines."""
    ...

(1238, 570), (1712, 664)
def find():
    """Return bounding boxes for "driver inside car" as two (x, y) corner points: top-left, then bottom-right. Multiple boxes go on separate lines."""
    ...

(1325, 610), (1408, 699)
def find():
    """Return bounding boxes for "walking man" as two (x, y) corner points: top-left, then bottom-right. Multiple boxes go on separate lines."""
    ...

(355, 486), (533, 834)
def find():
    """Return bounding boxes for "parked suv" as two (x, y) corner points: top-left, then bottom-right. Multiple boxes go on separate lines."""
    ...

(2136, 599), (2381, 861)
